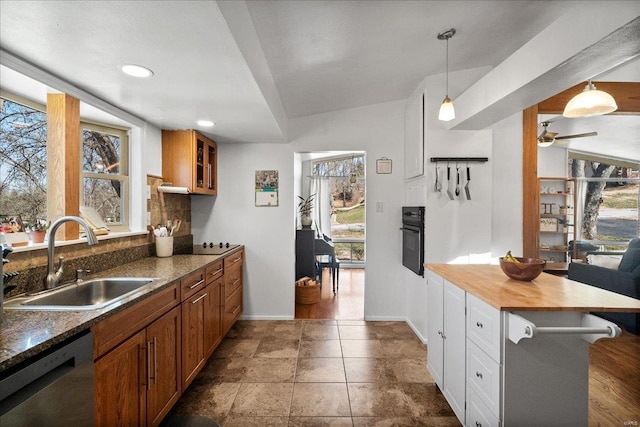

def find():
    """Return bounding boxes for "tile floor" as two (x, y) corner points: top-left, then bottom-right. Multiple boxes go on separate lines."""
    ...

(168, 319), (460, 426)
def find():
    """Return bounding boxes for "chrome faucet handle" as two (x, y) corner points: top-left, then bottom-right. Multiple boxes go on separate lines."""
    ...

(75, 269), (91, 281)
(55, 256), (64, 278)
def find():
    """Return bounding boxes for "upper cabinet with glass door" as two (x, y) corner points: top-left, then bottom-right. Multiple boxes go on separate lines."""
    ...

(161, 130), (217, 195)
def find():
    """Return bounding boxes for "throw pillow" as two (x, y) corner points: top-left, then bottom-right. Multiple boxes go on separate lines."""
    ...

(587, 254), (622, 270)
(618, 247), (640, 272)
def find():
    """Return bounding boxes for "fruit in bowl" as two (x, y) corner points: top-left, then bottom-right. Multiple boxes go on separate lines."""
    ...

(499, 251), (546, 281)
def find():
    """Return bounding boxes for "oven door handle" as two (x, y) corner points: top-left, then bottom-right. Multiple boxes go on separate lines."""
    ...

(399, 227), (420, 233)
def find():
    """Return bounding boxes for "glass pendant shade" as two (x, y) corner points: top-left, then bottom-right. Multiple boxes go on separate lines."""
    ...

(439, 96), (455, 121)
(563, 81), (618, 118)
(537, 140), (554, 148)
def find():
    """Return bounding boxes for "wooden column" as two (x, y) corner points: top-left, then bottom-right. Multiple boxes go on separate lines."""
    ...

(47, 93), (80, 240)
(522, 105), (539, 258)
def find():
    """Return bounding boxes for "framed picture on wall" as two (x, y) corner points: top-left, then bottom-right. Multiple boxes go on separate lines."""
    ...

(255, 170), (279, 207)
(540, 217), (558, 232)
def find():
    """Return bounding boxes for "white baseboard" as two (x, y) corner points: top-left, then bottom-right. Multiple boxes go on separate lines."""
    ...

(405, 317), (428, 344)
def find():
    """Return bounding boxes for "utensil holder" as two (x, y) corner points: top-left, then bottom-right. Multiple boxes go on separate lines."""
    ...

(155, 236), (174, 257)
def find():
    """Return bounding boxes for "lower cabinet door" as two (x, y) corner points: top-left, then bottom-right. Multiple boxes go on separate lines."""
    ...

(467, 386), (500, 427)
(181, 288), (207, 391)
(443, 280), (466, 424)
(95, 330), (147, 427)
(204, 279), (223, 357)
(426, 271), (444, 389)
(146, 306), (181, 427)
(223, 287), (242, 335)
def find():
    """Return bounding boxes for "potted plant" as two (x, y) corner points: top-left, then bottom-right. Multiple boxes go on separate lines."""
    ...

(297, 194), (315, 229)
(29, 219), (50, 243)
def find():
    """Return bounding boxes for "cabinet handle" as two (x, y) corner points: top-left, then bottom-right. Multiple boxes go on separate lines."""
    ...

(208, 164), (212, 189)
(230, 256), (241, 264)
(146, 341), (152, 391)
(231, 305), (241, 315)
(476, 321), (484, 328)
(191, 293), (208, 304)
(209, 268), (223, 277)
(476, 371), (483, 379)
(475, 422), (482, 427)
(189, 279), (205, 289)
(153, 336), (158, 385)
(231, 278), (240, 286)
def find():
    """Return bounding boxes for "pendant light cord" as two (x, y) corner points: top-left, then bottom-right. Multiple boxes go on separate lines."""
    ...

(445, 37), (449, 97)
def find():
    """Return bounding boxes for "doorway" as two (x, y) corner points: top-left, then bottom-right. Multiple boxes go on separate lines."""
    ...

(294, 151), (366, 320)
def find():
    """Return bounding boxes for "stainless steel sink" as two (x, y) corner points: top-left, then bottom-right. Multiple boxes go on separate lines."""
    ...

(4, 277), (156, 310)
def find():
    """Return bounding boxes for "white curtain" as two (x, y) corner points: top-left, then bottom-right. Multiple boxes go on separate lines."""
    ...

(574, 178), (588, 242)
(310, 177), (331, 239)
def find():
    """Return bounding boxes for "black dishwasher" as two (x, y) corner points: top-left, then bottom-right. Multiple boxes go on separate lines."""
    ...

(0, 331), (94, 426)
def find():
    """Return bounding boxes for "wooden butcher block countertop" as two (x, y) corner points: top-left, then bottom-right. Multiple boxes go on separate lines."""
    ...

(426, 264), (640, 313)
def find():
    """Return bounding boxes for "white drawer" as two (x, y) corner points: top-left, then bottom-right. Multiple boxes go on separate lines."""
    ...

(467, 386), (500, 427)
(467, 340), (501, 418)
(467, 293), (502, 361)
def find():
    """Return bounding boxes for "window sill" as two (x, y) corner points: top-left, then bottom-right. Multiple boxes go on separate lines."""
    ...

(5, 230), (150, 253)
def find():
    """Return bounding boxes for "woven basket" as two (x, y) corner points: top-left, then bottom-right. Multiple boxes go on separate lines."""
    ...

(295, 278), (321, 304)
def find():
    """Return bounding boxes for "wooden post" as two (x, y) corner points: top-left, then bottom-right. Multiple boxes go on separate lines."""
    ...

(47, 93), (80, 240)
(522, 105), (539, 258)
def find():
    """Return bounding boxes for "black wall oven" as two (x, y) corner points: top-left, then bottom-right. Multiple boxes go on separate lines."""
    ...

(401, 206), (425, 276)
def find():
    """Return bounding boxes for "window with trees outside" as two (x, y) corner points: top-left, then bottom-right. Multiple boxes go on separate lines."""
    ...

(313, 154), (365, 264)
(570, 156), (639, 253)
(0, 93), (130, 236)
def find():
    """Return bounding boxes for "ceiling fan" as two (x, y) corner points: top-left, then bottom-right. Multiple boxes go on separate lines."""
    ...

(537, 121), (598, 147)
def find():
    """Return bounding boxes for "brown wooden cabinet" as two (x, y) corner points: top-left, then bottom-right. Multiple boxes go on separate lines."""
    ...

(94, 305), (181, 427)
(223, 250), (244, 335)
(161, 130), (217, 195)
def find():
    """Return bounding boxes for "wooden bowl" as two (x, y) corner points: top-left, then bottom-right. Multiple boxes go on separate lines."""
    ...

(499, 257), (546, 281)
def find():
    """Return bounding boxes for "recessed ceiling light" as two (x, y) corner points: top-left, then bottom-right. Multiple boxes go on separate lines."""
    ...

(196, 120), (215, 127)
(121, 64), (154, 78)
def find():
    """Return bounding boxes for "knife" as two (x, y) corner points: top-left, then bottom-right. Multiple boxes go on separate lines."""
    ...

(446, 166), (454, 200)
(465, 167), (471, 200)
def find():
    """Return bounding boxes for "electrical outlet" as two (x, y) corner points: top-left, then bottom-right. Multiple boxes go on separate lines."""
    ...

(146, 212), (151, 226)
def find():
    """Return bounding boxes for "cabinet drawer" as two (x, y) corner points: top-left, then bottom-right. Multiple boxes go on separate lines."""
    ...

(181, 269), (206, 301)
(206, 260), (224, 283)
(223, 287), (242, 333)
(92, 284), (179, 358)
(224, 263), (242, 298)
(224, 249), (243, 270)
(467, 293), (502, 361)
(467, 386), (500, 427)
(467, 340), (501, 418)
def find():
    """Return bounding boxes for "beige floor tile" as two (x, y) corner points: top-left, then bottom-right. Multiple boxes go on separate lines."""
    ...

(244, 357), (297, 382)
(225, 320), (271, 339)
(254, 339), (300, 358)
(337, 319), (368, 326)
(388, 359), (433, 383)
(212, 338), (260, 359)
(302, 323), (340, 340)
(352, 416), (461, 426)
(221, 415), (290, 426)
(262, 321), (304, 340)
(295, 357), (346, 382)
(229, 383), (293, 416)
(343, 358), (397, 383)
(338, 325), (377, 340)
(194, 357), (250, 383)
(349, 383), (453, 418)
(379, 339), (426, 359)
(290, 383), (351, 417)
(289, 416), (355, 427)
(172, 381), (240, 420)
(299, 340), (343, 358)
(341, 339), (386, 358)
(372, 323), (419, 340)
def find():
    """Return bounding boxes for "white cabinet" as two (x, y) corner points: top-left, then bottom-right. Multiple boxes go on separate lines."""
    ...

(426, 271), (466, 424)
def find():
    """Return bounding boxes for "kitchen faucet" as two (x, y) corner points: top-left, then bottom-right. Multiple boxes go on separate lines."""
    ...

(45, 216), (99, 289)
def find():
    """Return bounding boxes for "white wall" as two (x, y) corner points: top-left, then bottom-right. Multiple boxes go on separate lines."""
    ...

(192, 100), (407, 320)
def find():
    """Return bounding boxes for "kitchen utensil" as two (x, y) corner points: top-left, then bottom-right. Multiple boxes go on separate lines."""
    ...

(434, 163), (442, 192)
(446, 166), (454, 200)
(465, 166), (471, 200)
(434, 163), (439, 192)
(172, 219), (182, 234)
(455, 167), (460, 196)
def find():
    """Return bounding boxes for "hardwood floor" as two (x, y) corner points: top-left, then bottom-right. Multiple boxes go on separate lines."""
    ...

(295, 268), (640, 424)
(295, 268), (364, 320)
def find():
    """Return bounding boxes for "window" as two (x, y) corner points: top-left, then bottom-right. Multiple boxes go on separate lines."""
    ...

(81, 122), (129, 230)
(312, 154), (366, 264)
(0, 90), (131, 239)
(0, 95), (47, 226)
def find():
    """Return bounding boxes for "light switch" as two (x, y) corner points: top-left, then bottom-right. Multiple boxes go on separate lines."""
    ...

(146, 185), (151, 199)
(376, 202), (384, 212)
(146, 212), (151, 226)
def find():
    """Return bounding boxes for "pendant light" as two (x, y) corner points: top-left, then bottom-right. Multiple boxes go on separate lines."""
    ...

(438, 28), (456, 122)
(562, 80), (618, 118)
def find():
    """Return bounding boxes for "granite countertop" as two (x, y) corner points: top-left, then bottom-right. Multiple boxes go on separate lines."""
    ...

(426, 264), (640, 313)
(0, 248), (242, 372)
